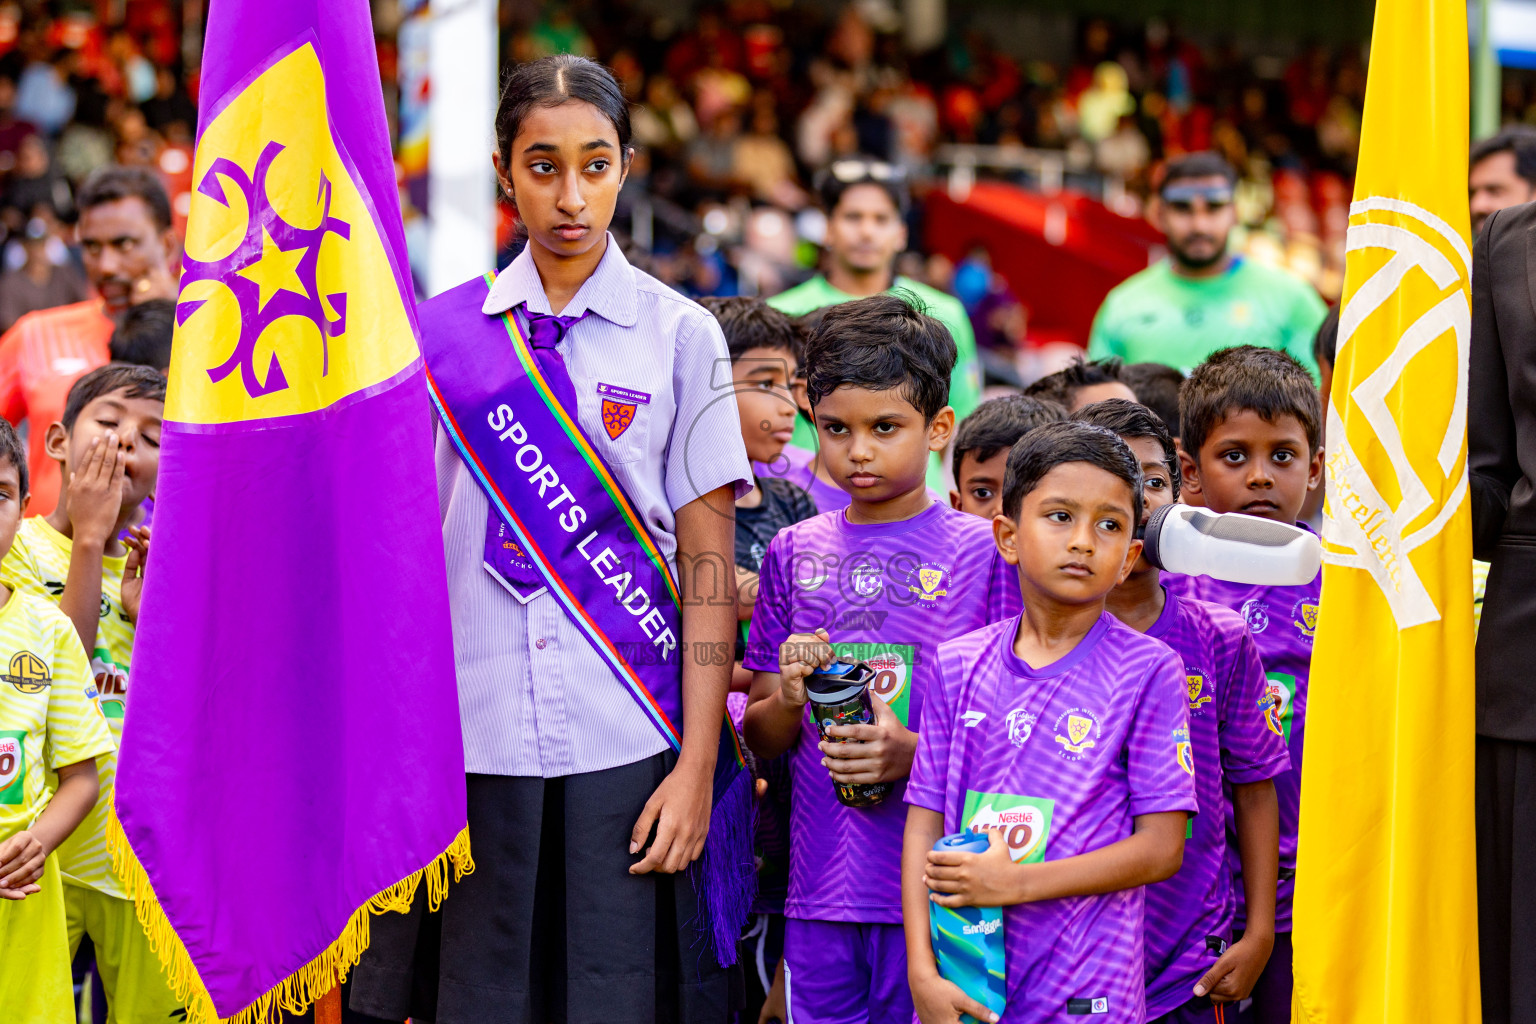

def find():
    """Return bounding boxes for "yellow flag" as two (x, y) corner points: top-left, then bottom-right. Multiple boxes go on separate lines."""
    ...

(1294, 0), (1480, 1019)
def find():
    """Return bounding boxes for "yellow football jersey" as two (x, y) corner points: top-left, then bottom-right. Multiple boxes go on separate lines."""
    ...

(2, 517), (133, 896)
(0, 587), (113, 844)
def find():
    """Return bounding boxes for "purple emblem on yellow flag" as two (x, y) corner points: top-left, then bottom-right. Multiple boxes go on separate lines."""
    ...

(106, 1), (469, 1021)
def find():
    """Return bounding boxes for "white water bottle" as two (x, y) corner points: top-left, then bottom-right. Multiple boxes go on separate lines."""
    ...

(1141, 505), (1322, 586)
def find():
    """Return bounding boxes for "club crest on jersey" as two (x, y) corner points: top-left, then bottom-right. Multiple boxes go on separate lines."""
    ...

(1187, 675), (1212, 710)
(2, 651), (50, 694)
(1005, 707), (1038, 748)
(1174, 725), (1195, 775)
(905, 561), (952, 603)
(1053, 707), (1100, 759)
(1293, 600), (1319, 640)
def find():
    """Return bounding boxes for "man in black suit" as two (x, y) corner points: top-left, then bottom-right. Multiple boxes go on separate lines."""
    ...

(1470, 200), (1536, 1024)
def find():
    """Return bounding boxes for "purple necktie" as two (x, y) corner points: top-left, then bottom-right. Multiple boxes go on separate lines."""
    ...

(483, 306), (588, 592)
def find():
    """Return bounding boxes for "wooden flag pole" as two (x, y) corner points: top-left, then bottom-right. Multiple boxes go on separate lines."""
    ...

(315, 984), (342, 1024)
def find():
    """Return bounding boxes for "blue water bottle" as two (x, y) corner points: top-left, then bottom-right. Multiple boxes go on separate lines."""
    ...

(929, 831), (1006, 1024)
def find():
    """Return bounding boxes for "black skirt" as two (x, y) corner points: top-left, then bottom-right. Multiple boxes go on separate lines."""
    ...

(350, 753), (742, 1024)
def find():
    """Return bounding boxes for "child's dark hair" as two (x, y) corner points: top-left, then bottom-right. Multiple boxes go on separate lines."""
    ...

(1119, 362), (1185, 437)
(495, 56), (632, 186)
(1180, 345), (1322, 458)
(63, 364), (167, 431)
(700, 296), (801, 364)
(1313, 307), (1339, 372)
(803, 293), (955, 421)
(1001, 420), (1144, 527)
(952, 395), (1066, 480)
(1023, 357), (1124, 408)
(0, 419), (27, 498)
(1073, 398), (1181, 499)
(109, 298), (175, 371)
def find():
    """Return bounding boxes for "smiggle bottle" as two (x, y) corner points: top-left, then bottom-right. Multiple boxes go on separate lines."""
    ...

(929, 831), (1007, 1024)
(805, 660), (890, 808)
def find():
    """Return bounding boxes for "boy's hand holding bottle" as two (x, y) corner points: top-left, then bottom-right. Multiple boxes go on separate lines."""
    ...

(777, 628), (834, 709)
(924, 828), (1028, 907)
(819, 694), (916, 785)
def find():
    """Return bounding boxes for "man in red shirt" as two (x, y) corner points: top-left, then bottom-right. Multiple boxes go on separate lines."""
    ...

(0, 166), (177, 515)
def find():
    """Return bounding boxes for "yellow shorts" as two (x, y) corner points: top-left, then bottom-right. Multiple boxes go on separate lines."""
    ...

(65, 882), (185, 1024)
(0, 854), (74, 1024)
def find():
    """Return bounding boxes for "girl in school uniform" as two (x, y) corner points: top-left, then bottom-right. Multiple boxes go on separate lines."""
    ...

(351, 55), (752, 1024)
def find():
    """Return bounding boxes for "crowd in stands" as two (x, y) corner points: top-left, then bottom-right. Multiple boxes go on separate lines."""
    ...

(0, 3), (194, 336)
(473, 0), (1372, 308)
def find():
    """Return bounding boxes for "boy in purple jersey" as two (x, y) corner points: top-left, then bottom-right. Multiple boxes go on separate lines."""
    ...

(1077, 400), (1289, 1023)
(1168, 347), (1324, 1024)
(743, 295), (1020, 1024)
(904, 420), (1196, 1024)
(950, 395), (1066, 519)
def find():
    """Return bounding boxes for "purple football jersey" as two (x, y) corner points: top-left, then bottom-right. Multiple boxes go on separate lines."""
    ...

(907, 612), (1198, 1024)
(1142, 587), (1291, 1018)
(744, 501), (1020, 923)
(1163, 566), (1320, 932)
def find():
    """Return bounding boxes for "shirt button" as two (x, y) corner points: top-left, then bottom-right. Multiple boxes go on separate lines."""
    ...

(535, 638), (548, 650)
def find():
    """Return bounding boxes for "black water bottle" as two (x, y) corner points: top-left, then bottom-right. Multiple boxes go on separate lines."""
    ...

(805, 660), (891, 808)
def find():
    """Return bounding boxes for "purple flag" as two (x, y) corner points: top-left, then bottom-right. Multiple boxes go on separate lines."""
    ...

(107, 0), (468, 1019)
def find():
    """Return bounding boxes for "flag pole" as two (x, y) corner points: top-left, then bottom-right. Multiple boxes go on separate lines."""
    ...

(315, 985), (341, 1024)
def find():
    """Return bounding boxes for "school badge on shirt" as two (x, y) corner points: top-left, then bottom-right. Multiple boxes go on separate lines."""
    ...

(597, 382), (650, 440)
(905, 561), (952, 604)
(1054, 707), (1100, 759)
(1293, 600), (1319, 640)
(1187, 674), (1212, 711)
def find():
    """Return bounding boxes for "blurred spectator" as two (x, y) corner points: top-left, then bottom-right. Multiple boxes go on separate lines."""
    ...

(512, 5), (595, 62)
(685, 107), (743, 192)
(767, 159), (980, 489)
(140, 66), (196, 135)
(631, 75), (698, 156)
(2, 134), (71, 225)
(1088, 151), (1325, 376)
(0, 75), (37, 176)
(1470, 126), (1536, 237)
(15, 47), (75, 135)
(0, 165), (177, 517)
(0, 216), (85, 332)
(732, 97), (805, 209)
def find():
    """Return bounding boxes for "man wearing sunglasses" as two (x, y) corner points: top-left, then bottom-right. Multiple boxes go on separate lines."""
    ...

(1088, 152), (1325, 379)
(768, 160), (981, 490)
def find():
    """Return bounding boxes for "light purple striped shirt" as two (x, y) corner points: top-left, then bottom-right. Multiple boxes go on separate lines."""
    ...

(437, 236), (752, 778)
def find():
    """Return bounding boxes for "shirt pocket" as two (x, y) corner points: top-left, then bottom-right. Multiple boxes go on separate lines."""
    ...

(583, 381), (653, 465)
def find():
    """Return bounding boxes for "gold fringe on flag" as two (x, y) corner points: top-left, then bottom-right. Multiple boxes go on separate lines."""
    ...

(105, 802), (473, 1024)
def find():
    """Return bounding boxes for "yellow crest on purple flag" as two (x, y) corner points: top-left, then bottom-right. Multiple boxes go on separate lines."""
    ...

(170, 41), (417, 426)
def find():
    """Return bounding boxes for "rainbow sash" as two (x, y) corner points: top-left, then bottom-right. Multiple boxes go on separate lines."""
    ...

(418, 273), (751, 964)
